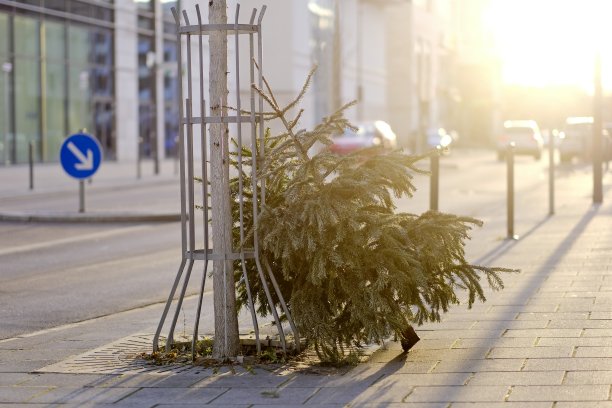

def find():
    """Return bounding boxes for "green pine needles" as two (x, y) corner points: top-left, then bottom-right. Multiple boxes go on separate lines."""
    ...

(229, 67), (514, 363)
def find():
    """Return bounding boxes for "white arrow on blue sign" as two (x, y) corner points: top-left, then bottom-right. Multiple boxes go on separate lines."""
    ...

(60, 133), (103, 179)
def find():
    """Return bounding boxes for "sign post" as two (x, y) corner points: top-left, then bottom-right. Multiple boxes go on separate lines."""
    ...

(59, 133), (102, 213)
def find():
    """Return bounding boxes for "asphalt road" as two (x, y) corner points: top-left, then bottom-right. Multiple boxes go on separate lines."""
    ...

(0, 149), (598, 340)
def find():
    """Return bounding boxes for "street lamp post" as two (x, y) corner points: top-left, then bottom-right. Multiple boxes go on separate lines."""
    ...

(593, 52), (603, 204)
(2, 62), (12, 166)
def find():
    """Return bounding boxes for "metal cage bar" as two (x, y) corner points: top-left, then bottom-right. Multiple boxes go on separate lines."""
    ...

(154, 3), (299, 358)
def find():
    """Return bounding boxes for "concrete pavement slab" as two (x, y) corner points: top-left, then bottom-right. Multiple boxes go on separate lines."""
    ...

(118, 387), (229, 405)
(507, 385), (610, 402)
(403, 385), (510, 403)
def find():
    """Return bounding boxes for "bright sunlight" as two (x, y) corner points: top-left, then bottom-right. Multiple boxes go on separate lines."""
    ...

(486, 0), (612, 90)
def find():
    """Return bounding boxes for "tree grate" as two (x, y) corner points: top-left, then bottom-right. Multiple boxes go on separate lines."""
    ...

(35, 333), (201, 375)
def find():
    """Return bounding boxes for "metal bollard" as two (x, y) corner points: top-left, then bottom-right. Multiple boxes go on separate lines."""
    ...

(79, 180), (85, 213)
(137, 136), (142, 179)
(28, 141), (34, 190)
(429, 146), (441, 211)
(549, 130), (556, 215)
(506, 143), (518, 240)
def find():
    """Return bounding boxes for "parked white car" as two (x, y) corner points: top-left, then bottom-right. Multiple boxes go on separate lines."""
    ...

(497, 120), (544, 161)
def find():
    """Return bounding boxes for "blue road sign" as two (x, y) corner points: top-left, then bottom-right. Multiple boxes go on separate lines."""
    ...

(60, 133), (103, 179)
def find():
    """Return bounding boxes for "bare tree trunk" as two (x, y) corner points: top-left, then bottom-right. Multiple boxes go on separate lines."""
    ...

(209, 0), (240, 359)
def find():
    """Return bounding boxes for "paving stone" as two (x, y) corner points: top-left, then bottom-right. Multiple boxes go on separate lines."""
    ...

(489, 305), (558, 313)
(583, 328), (612, 337)
(508, 385), (609, 401)
(574, 347), (612, 358)
(306, 381), (413, 405)
(547, 320), (612, 329)
(563, 371), (612, 384)
(193, 370), (290, 388)
(16, 373), (110, 388)
(156, 405), (249, 408)
(119, 387), (228, 405)
(349, 404), (448, 408)
(472, 320), (548, 330)
(487, 346), (573, 359)
(452, 337), (536, 348)
(374, 373), (471, 387)
(467, 371), (565, 385)
(431, 359), (525, 373)
(0, 405), (154, 408)
(536, 337), (612, 347)
(502, 329), (582, 338)
(282, 374), (365, 389)
(522, 358), (612, 371)
(590, 312), (612, 319)
(97, 373), (207, 388)
(404, 385), (509, 403)
(452, 403), (552, 408)
(26, 386), (137, 404)
(209, 386), (317, 405)
(405, 347), (491, 361)
(411, 339), (457, 349)
(443, 312), (519, 321)
(393, 361), (439, 374)
(418, 330), (505, 340)
(555, 402), (612, 407)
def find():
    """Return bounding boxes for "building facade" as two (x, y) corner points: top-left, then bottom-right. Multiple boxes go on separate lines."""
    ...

(385, 0), (500, 151)
(0, 0), (409, 166)
(0, 0), (179, 165)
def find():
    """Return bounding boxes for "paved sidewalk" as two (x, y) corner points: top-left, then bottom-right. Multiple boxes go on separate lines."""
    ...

(1, 156), (611, 406)
(0, 159), (182, 222)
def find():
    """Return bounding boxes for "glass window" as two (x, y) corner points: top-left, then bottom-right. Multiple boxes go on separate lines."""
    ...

(43, 0), (68, 12)
(68, 25), (90, 66)
(14, 57), (41, 163)
(135, 0), (153, 12)
(92, 29), (112, 66)
(44, 62), (66, 161)
(14, 16), (40, 163)
(0, 14), (7, 57)
(69, 1), (94, 19)
(68, 66), (92, 133)
(0, 14), (10, 164)
(163, 40), (178, 156)
(14, 16), (39, 58)
(44, 20), (65, 63)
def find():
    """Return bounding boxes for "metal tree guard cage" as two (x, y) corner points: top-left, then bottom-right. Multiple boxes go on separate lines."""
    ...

(153, 3), (300, 360)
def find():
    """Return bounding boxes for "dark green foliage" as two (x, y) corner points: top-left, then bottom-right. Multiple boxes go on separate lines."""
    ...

(229, 68), (514, 362)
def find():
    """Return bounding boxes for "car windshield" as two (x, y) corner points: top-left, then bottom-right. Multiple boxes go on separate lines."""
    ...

(564, 123), (591, 137)
(505, 127), (533, 135)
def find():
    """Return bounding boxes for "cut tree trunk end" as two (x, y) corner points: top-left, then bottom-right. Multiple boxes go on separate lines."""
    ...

(400, 326), (420, 352)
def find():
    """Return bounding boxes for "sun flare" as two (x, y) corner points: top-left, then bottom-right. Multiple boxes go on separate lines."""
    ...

(486, 0), (612, 90)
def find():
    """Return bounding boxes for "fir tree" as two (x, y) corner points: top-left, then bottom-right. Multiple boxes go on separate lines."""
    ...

(230, 67), (514, 363)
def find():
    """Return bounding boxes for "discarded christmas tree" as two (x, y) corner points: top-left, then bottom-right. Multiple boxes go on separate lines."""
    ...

(231, 68), (514, 363)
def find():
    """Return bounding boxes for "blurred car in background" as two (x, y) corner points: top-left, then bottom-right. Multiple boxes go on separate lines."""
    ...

(558, 116), (592, 163)
(427, 127), (457, 154)
(497, 120), (544, 160)
(330, 120), (397, 154)
(559, 117), (612, 163)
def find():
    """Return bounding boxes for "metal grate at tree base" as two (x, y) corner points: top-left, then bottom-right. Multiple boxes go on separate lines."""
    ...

(153, 3), (299, 361)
